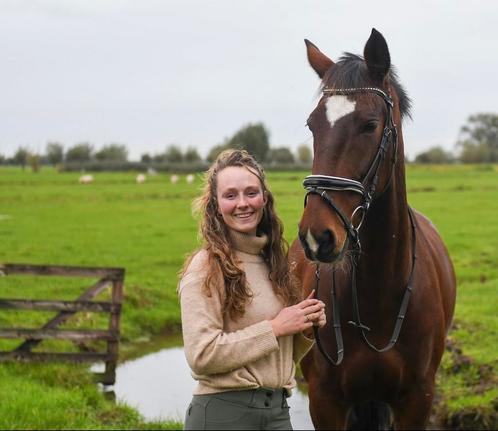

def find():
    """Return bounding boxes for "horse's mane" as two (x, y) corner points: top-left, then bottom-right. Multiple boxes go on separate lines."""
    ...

(322, 52), (412, 120)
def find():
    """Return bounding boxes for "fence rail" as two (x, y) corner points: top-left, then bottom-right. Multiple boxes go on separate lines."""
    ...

(0, 299), (120, 313)
(0, 263), (125, 385)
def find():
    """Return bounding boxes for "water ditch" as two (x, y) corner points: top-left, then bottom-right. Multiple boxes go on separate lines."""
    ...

(91, 335), (483, 429)
(93, 334), (314, 429)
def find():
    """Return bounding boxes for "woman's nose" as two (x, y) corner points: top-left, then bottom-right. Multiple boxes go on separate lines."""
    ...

(236, 194), (249, 208)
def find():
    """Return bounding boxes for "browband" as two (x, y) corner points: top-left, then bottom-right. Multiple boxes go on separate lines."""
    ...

(322, 86), (394, 107)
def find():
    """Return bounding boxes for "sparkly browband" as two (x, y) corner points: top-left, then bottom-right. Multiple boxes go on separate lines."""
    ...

(322, 87), (393, 107)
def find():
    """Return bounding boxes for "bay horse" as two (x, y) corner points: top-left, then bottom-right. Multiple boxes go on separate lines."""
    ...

(290, 29), (456, 430)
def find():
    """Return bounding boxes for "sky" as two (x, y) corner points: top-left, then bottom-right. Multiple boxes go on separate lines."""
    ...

(1, 0), (497, 161)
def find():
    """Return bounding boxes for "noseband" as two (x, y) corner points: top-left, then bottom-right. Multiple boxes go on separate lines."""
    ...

(302, 86), (417, 366)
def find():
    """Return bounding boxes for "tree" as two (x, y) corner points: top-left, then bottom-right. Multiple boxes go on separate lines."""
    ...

(0, 154), (5, 165)
(184, 147), (201, 163)
(207, 143), (230, 163)
(456, 113), (498, 162)
(267, 147), (295, 164)
(163, 145), (184, 163)
(414, 146), (454, 164)
(13, 147), (29, 169)
(226, 123), (270, 162)
(152, 152), (167, 163)
(28, 153), (41, 173)
(66, 143), (93, 163)
(297, 144), (312, 164)
(459, 143), (491, 163)
(141, 153), (152, 163)
(45, 142), (64, 166)
(95, 143), (128, 162)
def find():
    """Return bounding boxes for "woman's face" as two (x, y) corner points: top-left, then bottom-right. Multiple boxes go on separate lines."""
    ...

(216, 166), (267, 236)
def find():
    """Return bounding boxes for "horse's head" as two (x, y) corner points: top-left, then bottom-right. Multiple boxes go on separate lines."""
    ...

(298, 29), (411, 263)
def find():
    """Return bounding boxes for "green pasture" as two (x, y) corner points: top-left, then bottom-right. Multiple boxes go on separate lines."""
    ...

(0, 164), (497, 429)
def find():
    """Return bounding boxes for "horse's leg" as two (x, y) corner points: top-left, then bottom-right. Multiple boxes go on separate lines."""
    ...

(391, 381), (435, 430)
(301, 353), (349, 429)
(308, 390), (349, 430)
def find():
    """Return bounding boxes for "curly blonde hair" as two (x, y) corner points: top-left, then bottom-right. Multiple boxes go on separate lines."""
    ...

(180, 149), (301, 319)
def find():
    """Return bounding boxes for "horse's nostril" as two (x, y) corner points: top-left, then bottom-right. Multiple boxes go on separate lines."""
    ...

(316, 229), (336, 261)
(319, 229), (335, 247)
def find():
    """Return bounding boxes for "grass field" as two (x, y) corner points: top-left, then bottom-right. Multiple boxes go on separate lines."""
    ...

(0, 164), (497, 429)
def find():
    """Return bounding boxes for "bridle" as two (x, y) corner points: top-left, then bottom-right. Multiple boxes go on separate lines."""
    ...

(302, 86), (417, 366)
(304, 86), (399, 237)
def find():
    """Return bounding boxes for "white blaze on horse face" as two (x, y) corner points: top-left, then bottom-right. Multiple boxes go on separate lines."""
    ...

(306, 229), (319, 254)
(325, 96), (356, 128)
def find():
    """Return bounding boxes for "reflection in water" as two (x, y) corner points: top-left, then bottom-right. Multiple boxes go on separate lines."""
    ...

(103, 346), (314, 429)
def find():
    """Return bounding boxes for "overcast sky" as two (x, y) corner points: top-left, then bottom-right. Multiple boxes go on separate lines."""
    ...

(1, 0), (497, 161)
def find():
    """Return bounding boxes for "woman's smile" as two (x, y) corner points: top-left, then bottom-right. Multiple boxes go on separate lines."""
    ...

(234, 211), (255, 219)
(216, 166), (267, 235)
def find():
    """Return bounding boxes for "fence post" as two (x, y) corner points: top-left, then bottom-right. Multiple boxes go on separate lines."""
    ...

(103, 273), (124, 385)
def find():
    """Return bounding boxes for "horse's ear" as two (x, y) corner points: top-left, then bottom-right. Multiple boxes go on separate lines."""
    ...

(364, 28), (391, 83)
(305, 39), (334, 79)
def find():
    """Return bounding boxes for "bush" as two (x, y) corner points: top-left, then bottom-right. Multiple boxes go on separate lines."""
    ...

(414, 146), (455, 164)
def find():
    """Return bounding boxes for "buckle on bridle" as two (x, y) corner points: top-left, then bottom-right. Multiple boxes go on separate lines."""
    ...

(351, 205), (366, 231)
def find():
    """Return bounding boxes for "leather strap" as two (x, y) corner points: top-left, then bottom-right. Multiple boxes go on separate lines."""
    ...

(313, 265), (344, 366)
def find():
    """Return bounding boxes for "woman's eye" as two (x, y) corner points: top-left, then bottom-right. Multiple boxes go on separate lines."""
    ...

(360, 121), (378, 134)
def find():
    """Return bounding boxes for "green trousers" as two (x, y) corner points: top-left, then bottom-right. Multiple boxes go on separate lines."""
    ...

(184, 388), (293, 430)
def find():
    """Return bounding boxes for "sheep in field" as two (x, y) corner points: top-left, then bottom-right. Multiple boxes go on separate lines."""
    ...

(170, 174), (179, 184)
(79, 174), (94, 184)
(136, 174), (146, 184)
(186, 174), (194, 184)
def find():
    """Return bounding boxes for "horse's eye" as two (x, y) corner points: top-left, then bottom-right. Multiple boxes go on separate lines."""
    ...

(360, 120), (378, 134)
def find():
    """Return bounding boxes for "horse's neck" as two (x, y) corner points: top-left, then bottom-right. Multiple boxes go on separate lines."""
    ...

(357, 162), (412, 289)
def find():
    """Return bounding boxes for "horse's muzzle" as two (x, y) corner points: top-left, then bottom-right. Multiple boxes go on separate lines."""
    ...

(298, 228), (343, 263)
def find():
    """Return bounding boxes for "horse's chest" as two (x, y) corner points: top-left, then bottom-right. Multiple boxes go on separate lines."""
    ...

(337, 351), (406, 401)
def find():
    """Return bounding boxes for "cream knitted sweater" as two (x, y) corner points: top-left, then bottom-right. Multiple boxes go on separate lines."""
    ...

(179, 229), (314, 395)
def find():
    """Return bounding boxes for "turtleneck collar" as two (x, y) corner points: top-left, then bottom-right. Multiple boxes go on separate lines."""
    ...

(229, 229), (268, 256)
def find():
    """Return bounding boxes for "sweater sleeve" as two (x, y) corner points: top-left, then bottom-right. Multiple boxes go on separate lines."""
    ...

(179, 251), (279, 376)
(293, 332), (315, 363)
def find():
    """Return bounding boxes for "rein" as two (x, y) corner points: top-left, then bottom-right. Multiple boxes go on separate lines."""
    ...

(303, 86), (417, 366)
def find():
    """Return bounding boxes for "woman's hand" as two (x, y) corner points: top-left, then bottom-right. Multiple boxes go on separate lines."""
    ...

(309, 308), (326, 328)
(270, 290), (325, 337)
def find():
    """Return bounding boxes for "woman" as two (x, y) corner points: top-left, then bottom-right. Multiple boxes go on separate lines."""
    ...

(178, 149), (326, 430)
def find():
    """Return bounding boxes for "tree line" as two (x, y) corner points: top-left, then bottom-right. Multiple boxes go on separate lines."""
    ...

(414, 113), (498, 163)
(0, 123), (312, 171)
(1, 113), (497, 170)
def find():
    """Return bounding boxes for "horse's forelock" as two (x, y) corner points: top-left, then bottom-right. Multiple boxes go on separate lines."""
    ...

(322, 53), (412, 120)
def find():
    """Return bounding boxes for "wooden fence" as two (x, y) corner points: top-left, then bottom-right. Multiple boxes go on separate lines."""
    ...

(0, 263), (125, 385)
